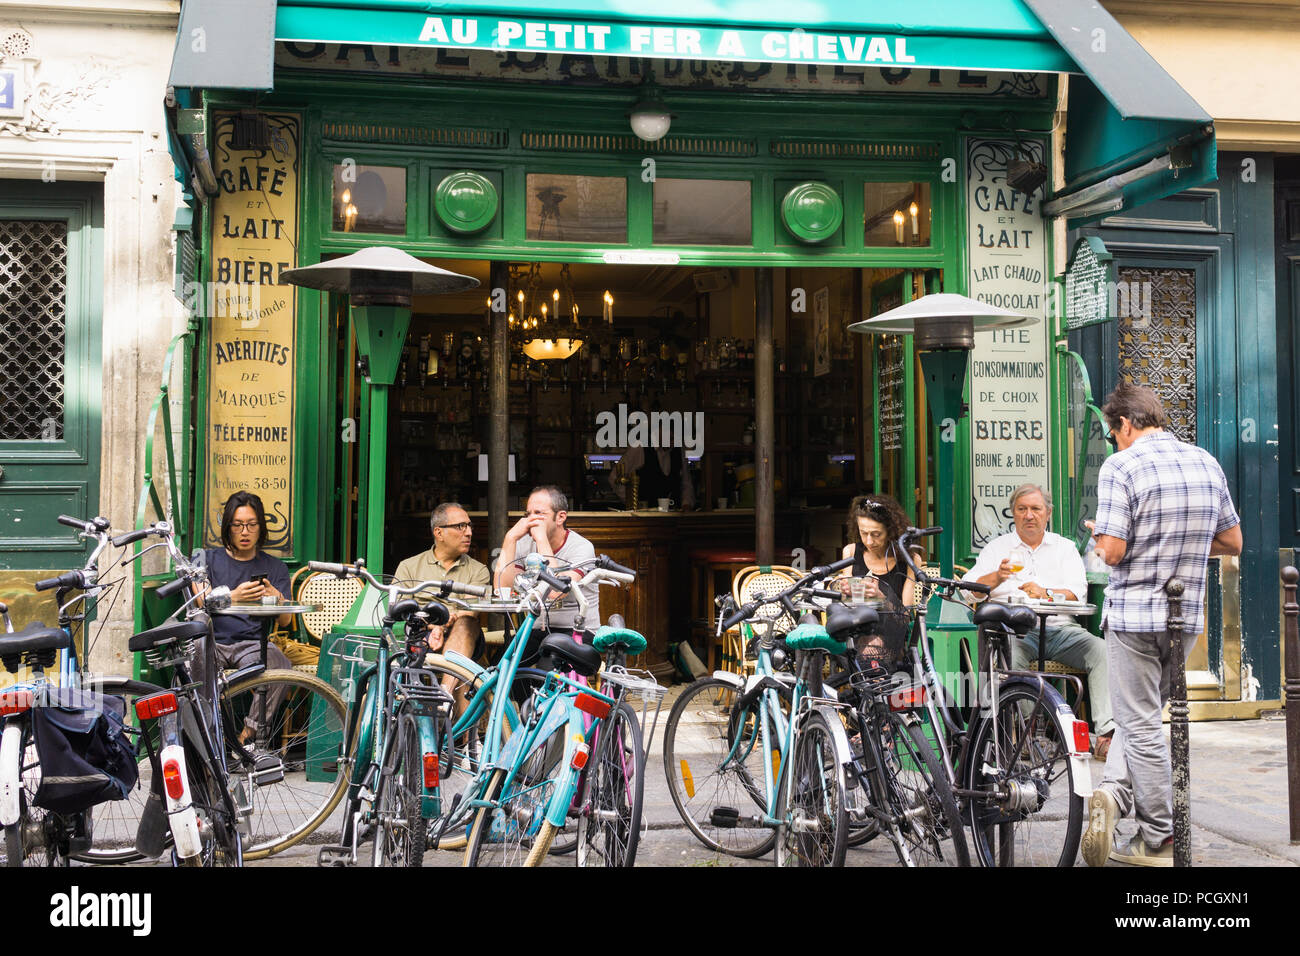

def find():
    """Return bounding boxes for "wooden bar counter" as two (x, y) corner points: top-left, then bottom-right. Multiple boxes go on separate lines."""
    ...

(389, 509), (832, 666)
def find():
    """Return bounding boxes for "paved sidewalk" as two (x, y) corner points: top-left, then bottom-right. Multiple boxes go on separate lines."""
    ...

(248, 689), (1299, 868)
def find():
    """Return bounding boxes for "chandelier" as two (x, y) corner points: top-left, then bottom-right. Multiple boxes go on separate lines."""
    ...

(503, 263), (603, 361)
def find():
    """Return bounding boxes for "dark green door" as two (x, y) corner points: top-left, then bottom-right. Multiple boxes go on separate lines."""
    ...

(0, 183), (103, 568)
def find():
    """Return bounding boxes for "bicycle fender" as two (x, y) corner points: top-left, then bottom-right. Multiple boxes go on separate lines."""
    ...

(415, 716), (440, 819)
(1052, 704), (1093, 798)
(439, 649), (486, 678)
(545, 709), (587, 829)
(809, 703), (856, 774)
(0, 722), (21, 826)
(710, 671), (743, 690)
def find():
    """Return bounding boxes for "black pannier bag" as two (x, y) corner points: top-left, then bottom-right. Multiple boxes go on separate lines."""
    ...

(31, 688), (139, 814)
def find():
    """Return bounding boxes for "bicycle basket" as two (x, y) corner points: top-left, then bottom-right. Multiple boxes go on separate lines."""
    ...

(849, 611), (909, 666)
(30, 688), (139, 814)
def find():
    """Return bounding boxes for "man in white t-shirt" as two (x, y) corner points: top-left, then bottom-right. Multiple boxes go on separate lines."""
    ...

(963, 483), (1113, 754)
(496, 486), (599, 660)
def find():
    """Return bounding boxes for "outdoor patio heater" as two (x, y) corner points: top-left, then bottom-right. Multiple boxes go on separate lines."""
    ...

(282, 247), (479, 571)
(848, 293), (1037, 583)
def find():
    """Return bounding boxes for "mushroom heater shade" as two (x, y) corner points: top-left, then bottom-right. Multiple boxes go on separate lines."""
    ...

(847, 292), (1036, 351)
(280, 246), (479, 305)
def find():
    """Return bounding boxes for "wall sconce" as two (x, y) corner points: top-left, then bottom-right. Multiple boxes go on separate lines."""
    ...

(909, 201), (919, 237)
(893, 210), (905, 245)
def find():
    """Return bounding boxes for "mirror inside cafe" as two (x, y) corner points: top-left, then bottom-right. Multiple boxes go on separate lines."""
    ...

(339, 257), (937, 649)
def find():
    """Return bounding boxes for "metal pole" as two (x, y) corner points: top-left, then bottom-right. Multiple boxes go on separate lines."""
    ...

(754, 267), (774, 566)
(1166, 576), (1191, 867)
(1282, 565), (1300, 843)
(488, 261), (510, 564)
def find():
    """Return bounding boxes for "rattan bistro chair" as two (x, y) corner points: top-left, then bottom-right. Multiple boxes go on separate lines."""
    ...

(724, 565), (799, 676)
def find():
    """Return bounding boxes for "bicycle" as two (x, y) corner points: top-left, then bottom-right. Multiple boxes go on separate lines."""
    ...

(816, 599), (971, 867)
(878, 526), (1093, 867)
(306, 558), (482, 867)
(661, 558), (857, 865)
(119, 521), (348, 865)
(460, 555), (653, 867)
(0, 515), (162, 867)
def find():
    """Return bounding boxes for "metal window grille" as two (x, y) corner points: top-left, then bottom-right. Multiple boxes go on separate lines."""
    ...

(1117, 265), (1196, 443)
(0, 219), (68, 440)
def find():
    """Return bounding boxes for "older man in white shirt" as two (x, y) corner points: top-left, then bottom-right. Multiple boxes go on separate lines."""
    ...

(963, 483), (1113, 756)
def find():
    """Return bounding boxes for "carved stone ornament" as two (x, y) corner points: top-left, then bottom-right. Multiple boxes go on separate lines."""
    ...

(0, 27), (111, 139)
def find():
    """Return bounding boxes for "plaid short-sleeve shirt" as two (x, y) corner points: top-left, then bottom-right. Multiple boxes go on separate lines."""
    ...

(1092, 431), (1240, 634)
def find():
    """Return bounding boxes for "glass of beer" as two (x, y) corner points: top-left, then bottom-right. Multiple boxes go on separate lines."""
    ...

(1009, 546), (1031, 577)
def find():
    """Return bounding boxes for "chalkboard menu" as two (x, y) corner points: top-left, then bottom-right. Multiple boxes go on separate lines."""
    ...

(876, 336), (906, 453)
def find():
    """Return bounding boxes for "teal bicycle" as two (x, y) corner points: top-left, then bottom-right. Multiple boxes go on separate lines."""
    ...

(310, 559), (487, 867)
(458, 554), (652, 867)
(662, 558), (856, 864)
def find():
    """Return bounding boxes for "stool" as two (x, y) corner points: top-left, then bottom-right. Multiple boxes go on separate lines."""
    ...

(689, 549), (755, 673)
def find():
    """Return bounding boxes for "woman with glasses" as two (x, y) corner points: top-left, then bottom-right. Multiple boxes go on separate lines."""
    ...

(837, 493), (917, 660)
(192, 490), (293, 746)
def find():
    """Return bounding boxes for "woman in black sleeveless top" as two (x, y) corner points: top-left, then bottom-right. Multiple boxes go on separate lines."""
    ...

(838, 493), (916, 656)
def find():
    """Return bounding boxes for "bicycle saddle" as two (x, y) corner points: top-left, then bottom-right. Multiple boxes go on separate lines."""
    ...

(972, 602), (1037, 635)
(128, 619), (209, 652)
(825, 602), (880, 640)
(0, 622), (72, 657)
(538, 633), (602, 678)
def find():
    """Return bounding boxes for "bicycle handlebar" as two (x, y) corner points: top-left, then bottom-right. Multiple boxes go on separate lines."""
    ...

(35, 570), (84, 592)
(155, 576), (191, 600)
(896, 526), (992, 597)
(111, 528), (151, 547)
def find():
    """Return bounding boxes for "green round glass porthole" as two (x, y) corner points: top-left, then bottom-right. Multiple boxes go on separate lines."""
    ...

(434, 171), (499, 234)
(781, 182), (843, 244)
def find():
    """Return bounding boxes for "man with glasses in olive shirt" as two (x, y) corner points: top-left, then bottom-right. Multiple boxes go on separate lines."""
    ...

(394, 502), (491, 667)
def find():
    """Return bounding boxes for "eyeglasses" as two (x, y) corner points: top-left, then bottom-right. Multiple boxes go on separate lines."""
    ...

(230, 521), (260, 531)
(1104, 432), (1118, 450)
(436, 522), (473, 532)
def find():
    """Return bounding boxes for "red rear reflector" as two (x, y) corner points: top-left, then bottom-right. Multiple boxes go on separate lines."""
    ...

(575, 693), (610, 720)
(134, 691), (179, 721)
(1072, 720), (1091, 754)
(570, 743), (590, 771)
(0, 689), (32, 716)
(423, 752), (439, 789)
(162, 758), (185, 800)
(888, 685), (927, 712)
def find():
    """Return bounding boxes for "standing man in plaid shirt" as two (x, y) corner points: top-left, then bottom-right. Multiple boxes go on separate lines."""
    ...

(1081, 383), (1242, 867)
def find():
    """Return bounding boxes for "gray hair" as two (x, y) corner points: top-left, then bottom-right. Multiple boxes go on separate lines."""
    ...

(430, 502), (467, 535)
(1009, 483), (1052, 511)
(528, 485), (569, 514)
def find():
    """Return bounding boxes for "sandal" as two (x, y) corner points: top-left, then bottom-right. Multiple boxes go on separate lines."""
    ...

(1092, 731), (1113, 761)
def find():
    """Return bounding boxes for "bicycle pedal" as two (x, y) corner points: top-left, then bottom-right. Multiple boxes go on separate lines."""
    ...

(251, 754), (285, 787)
(710, 807), (740, 828)
(317, 844), (354, 867)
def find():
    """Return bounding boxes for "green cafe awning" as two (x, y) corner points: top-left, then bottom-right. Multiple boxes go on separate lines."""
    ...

(1023, 0), (1215, 224)
(168, 0), (1217, 219)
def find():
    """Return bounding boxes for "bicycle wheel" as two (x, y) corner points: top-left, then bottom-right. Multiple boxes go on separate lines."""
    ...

(464, 725), (568, 867)
(881, 718), (969, 867)
(2, 718), (68, 867)
(663, 676), (787, 858)
(576, 701), (644, 867)
(371, 714), (427, 867)
(965, 681), (1083, 867)
(420, 658), (528, 852)
(219, 669), (347, 860)
(774, 710), (849, 867)
(72, 677), (166, 864)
